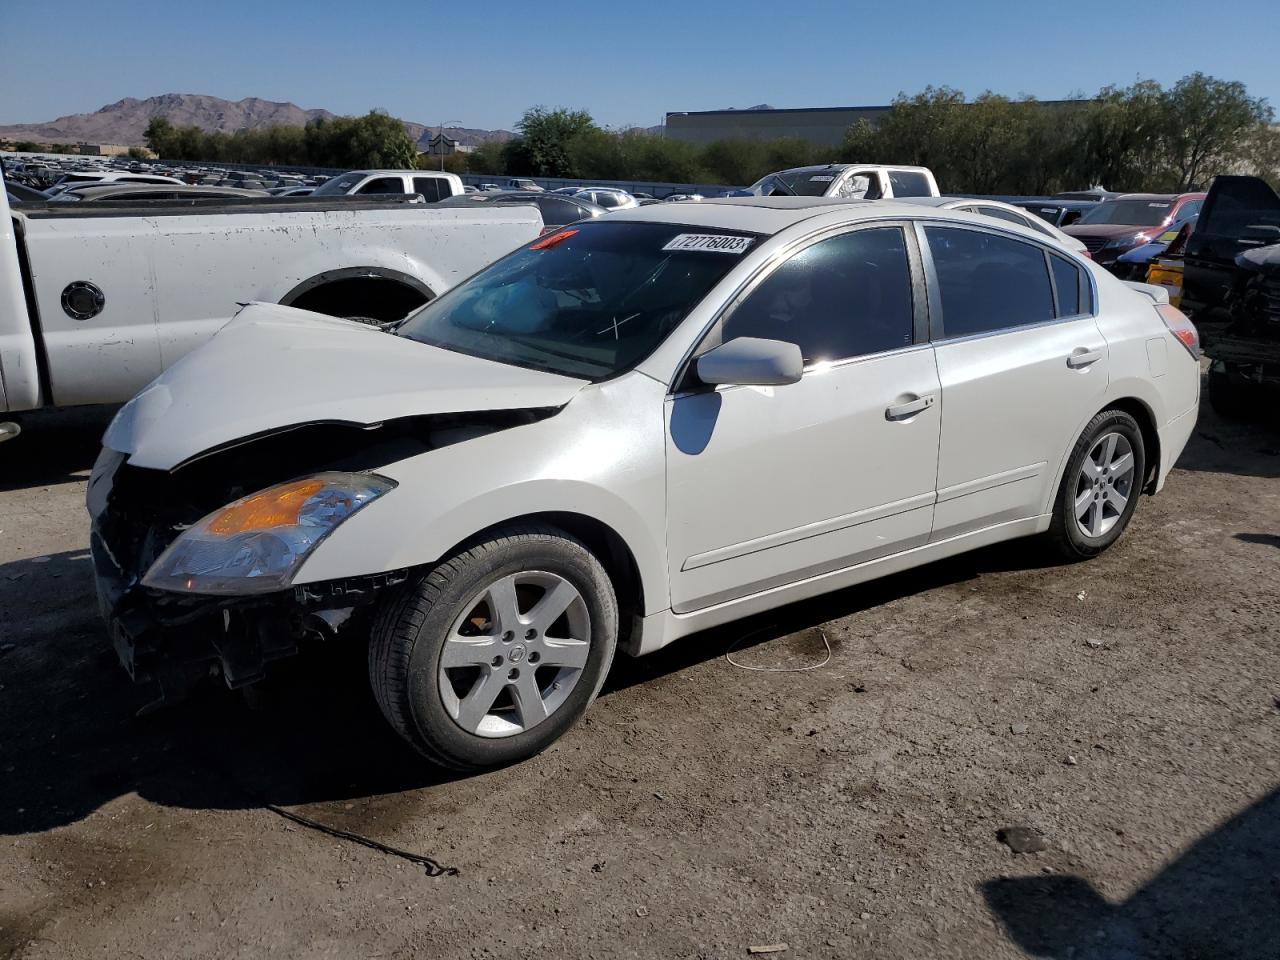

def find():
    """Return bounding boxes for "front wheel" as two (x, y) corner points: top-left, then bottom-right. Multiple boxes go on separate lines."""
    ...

(1045, 410), (1146, 561)
(369, 524), (617, 770)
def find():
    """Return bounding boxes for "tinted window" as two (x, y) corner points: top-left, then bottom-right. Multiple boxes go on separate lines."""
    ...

(1050, 254), (1084, 317)
(721, 227), (914, 363)
(412, 177), (445, 202)
(358, 177), (406, 195)
(925, 227), (1054, 337)
(1176, 199), (1202, 220)
(888, 170), (932, 197)
(535, 196), (585, 226)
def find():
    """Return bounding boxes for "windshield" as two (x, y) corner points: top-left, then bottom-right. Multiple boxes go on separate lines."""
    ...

(1077, 199), (1175, 227)
(312, 174), (366, 196)
(396, 221), (759, 380)
(754, 169), (843, 197)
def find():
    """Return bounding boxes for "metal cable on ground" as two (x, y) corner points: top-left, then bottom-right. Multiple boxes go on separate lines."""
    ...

(262, 802), (459, 877)
(725, 627), (833, 673)
(197, 742), (459, 878)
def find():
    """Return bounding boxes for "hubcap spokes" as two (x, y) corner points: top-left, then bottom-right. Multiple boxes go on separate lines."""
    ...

(1074, 431), (1135, 539)
(438, 571), (591, 738)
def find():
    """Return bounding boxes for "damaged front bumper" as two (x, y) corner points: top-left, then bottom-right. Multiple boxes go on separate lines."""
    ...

(92, 525), (407, 700)
(88, 452), (408, 703)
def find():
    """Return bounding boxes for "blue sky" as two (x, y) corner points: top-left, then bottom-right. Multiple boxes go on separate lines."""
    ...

(2, 0), (1277, 130)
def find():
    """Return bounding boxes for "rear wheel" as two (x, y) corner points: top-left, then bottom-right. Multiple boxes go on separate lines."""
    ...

(369, 524), (617, 770)
(1046, 410), (1146, 560)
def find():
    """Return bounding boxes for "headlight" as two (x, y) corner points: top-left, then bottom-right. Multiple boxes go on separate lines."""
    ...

(142, 472), (395, 595)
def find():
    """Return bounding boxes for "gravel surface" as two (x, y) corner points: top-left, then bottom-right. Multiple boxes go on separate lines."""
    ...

(1, 399), (1277, 960)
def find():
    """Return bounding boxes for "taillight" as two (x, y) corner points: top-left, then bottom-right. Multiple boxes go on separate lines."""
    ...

(1157, 303), (1200, 359)
(1080, 250), (1093, 261)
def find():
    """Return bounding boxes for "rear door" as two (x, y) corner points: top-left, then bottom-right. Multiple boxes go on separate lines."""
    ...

(922, 223), (1106, 539)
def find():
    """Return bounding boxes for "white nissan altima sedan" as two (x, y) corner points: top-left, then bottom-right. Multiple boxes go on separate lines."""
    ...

(89, 197), (1201, 769)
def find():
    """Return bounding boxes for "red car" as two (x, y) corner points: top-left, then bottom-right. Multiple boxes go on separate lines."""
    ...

(1064, 192), (1205, 269)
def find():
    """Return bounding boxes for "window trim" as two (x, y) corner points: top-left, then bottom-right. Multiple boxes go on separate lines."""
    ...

(670, 219), (928, 395)
(912, 220), (1098, 344)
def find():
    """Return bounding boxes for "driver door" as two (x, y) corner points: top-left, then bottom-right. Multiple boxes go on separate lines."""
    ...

(664, 224), (941, 613)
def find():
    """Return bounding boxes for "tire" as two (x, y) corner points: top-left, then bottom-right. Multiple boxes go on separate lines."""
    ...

(1045, 409), (1146, 561)
(1208, 363), (1255, 421)
(369, 524), (617, 770)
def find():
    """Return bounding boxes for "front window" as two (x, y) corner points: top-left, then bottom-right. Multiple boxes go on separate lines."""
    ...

(1077, 199), (1174, 227)
(755, 169), (844, 197)
(396, 221), (759, 380)
(312, 174), (368, 196)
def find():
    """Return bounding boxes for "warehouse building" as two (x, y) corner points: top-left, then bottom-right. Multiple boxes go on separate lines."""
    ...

(665, 106), (893, 147)
(665, 100), (1087, 147)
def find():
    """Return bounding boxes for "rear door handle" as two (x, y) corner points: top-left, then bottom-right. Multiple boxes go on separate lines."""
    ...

(1067, 348), (1103, 369)
(885, 394), (935, 421)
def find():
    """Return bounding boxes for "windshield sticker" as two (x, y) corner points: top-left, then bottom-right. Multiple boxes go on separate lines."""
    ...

(1149, 202), (1171, 208)
(662, 234), (753, 255)
(809, 175), (836, 182)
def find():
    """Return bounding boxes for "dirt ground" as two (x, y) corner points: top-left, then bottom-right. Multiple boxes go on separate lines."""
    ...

(1, 397), (1277, 960)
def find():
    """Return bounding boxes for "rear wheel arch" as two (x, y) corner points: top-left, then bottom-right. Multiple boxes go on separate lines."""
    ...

(1104, 397), (1161, 494)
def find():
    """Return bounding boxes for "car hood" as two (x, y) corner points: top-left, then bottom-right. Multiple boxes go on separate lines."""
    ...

(104, 302), (588, 470)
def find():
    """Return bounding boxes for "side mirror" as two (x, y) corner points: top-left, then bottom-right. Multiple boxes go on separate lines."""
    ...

(696, 337), (803, 387)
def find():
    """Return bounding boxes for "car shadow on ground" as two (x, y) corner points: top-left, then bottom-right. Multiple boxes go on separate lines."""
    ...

(0, 530), (1066, 839)
(0, 406), (117, 492)
(982, 785), (1280, 960)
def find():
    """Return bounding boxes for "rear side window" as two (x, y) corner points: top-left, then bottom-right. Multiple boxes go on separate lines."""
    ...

(412, 177), (446, 202)
(1050, 254), (1085, 317)
(721, 226), (915, 363)
(925, 227), (1054, 338)
(888, 170), (932, 197)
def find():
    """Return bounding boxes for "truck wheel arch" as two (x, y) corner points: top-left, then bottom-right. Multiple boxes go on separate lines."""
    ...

(280, 267), (436, 323)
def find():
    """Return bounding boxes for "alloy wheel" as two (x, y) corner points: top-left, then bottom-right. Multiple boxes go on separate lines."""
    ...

(437, 571), (591, 738)
(1073, 431), (1136, 539)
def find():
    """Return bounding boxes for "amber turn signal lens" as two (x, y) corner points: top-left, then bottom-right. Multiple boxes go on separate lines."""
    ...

(207, 478), (326, 536)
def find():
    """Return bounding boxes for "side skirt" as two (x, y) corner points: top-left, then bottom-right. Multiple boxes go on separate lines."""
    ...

(623, 514), (1050, 656)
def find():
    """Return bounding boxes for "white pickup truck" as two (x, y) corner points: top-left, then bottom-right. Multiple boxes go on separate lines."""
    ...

(745, 163), (939, 200)
(0, 188), (540, 417)
(311, 170), (465, 203)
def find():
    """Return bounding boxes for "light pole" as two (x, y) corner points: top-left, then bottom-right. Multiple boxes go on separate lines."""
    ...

(437, 120), (461, 171)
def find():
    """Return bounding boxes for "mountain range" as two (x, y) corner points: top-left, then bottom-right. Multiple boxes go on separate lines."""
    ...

(0, 94), (514, 149)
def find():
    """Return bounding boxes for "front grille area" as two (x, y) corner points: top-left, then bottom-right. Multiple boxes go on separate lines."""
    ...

(1079, 236), (1108, 253)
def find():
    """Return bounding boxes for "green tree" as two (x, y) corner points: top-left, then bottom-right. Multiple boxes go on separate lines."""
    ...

(507, 106), (597, 177)
(144, 117), (177, 158)
(126, 146), (149, 160)
(466, 139), (507, 176)
(1161, 72), (1274, 189)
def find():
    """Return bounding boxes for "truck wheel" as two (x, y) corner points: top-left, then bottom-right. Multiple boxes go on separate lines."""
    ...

(1208, 363), (1255, 420)
(368, 524), (617, 770)
(1045, 409), (1146, 561)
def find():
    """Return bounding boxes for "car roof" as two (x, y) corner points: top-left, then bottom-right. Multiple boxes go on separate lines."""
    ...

(1114, 192), (1205, 201)
(66, 183), (267, 198)
(606, 196), (961, 235)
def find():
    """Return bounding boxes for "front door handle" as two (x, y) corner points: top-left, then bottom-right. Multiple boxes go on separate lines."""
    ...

(1067, 348), (1103, 369)
(885, 394), (935, 421)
